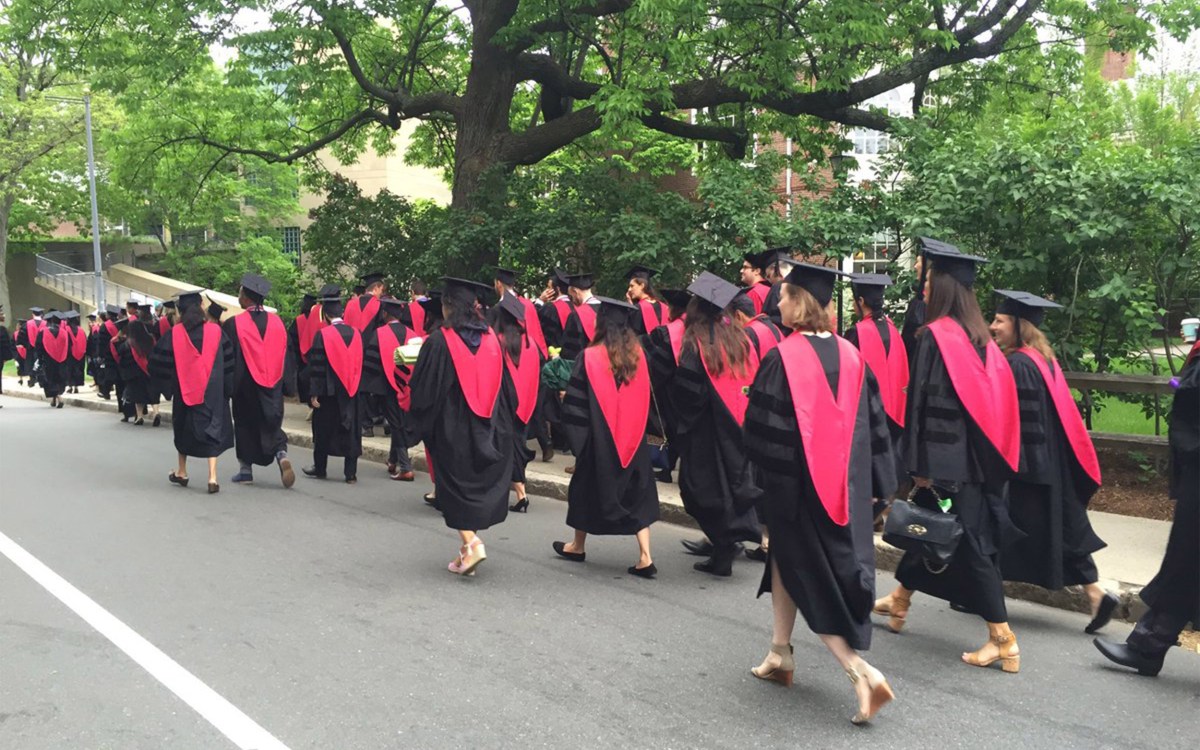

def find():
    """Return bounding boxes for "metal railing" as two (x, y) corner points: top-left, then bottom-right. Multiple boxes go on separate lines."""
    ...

(35, 254), (161, 310)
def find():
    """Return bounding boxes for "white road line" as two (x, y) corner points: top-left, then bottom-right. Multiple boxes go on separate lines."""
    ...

(0, 530), (291, 750)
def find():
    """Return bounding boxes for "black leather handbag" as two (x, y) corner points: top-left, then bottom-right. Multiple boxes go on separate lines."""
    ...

(882, 487), (963, 573)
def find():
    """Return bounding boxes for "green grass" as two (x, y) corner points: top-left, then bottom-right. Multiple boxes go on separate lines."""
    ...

(1073, 391), (1168, 436)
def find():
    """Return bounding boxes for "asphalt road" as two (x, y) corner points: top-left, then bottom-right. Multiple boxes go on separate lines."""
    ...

(0, 394), (1196, 750)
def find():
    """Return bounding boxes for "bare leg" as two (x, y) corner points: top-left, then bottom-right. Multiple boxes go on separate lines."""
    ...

(458, 530), (477, 546)
(1084, 582), (1106, 615)
(135, 404), (144, 421)
(177, 453), (188, 479)
(635, 527), (653, 568)
(770, 558), (797, 645)
(206, 457), (218, 485)
(563, 529), (587, 555)
(818, 634), (893, 722)
(512, 481), (526, 500)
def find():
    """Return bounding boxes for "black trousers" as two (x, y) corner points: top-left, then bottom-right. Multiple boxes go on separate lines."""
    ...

(381, 397), (412, 472)
(314, 451), (358, 480)
(1127, 608), (1190, 656)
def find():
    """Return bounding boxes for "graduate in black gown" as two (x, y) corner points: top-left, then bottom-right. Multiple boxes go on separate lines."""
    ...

(409, 278), (517, 576)
(345, 272), (386, 439)
(15, 307), (45, 385)
(118, 312), (161, 425)
(303, 290), (364, 483)
(288, 293), (318, 408)
(0, 304), (13, 400)
(899, 238), (941, 364)
(625, 265), (669, 338)
(94, 306), (121, 401)
(534, 269), (574, 459)
(671, 273), (762, 576)
(226, 273), (296, 488)
(362, 296), (415, 481)
(150, 290), (235, 494)
(493, 294), (540, 513)
(64, 311), (86, 393)
(35, 311), (70, 406)
(1095, 337), (1200, 677)
(757, 249), (790, 331)
(873, 245), (1024, 673)
(645, 288), (691, 485)
(558, 272), (600, 362)
(988, 290), (1116, 631)
(552, 297), (660, 578)
(492, 267), (552, 464)
(744, 262), (897, 725)
(413, 290), (445, 505)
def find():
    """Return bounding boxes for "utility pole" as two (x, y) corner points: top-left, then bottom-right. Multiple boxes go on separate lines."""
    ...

(83, 93), (104, 309)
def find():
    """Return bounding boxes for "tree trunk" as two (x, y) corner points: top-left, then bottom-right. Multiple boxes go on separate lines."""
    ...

(0, 195), (14, 327)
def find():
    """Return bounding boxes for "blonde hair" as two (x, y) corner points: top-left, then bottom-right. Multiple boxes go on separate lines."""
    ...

(781, 283), (832, 334)
(1018, 319), (1056, 363)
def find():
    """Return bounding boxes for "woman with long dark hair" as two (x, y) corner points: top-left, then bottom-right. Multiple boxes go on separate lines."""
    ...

(552, 297), (659, 578)
(988, 290), (1115, 630)
(35, 311), (70, 407)
(625, 265), (669, 337)
(120, 310), (161, 426)
(873, 245), (1023, 672)
(744, 262), (898, 724)
(671, 272), (762, 576)
(493, 295), (540, 513)
(150, 290), (235, 494)
(410, 279), (517, 576)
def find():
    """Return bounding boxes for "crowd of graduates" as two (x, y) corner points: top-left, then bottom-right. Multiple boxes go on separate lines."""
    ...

(0, 234), (1195, 726)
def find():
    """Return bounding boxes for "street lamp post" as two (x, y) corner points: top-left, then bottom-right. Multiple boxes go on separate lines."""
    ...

(46, 93), (104, 309)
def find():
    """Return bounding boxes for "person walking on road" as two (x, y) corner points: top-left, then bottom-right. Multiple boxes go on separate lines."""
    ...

(303, 290), (364, 484)
(988, 290), (1117, 632)
(150, 290), (235, 494)
(1095, 334), (1200, 676)
(552, 297), (659, 579)
(743, 262), (897, 725)
(362, 296), (416, 482)
(492, 294), (541, 513)
(872, 244), (1024, 673)
(410, 278), (516, 576)
(35, 311), (70, 408)
(226, 273), (296, 488)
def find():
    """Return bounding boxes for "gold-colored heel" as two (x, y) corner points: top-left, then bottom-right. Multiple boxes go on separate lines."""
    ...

(873, 590), (912, 633)
(847, 664), (895, 725)
(751, 643), (795, 687)
(962, 626), (1020, 673)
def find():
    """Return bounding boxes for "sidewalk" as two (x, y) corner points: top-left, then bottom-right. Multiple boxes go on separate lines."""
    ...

(2, 380), (1172, 624)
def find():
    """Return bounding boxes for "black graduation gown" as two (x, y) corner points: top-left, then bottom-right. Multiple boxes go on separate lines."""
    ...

(744, 336), (896, 650)
(66, 325), (86, 386)
(410, 326), (517, 531)
(894, 328), (1016, 623)
(223, 311), (293, 467)
(1001, 352), (1105, 589)
(94, 324), (120, 387)
(560, 307), (594, 362)
(286, 316), (311, 404)
(15, 322), (36, 378)
(561, 354), (660, 535)
(362, 319), (419, 461)
(150, 325), (235, 458)
(671, 348), (761, 546)
(306, 323), (363, 460)
(844, 319), (906, 484)
(35, 325), (68, 397)
(116, 339), (157, 405)
(645, 325), (681, 443)
(762, 282), (786, 331)
(1138, 355), (1199, 622)
(0, 326), (12, 388)
(900, 294), (926, 368)
(537, 301), (567, 349)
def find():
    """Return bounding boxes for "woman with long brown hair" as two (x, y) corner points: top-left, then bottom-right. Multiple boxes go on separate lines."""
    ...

(553, 297), (659, 578)
(625, 265), (669, 337)
(988, 290), (1115, 631)
(873, 243), (1023, 672)
(493, 294), (541, 513)
(743, 262), (898, 724)
(671, 272), (762, 576)
(410, 278), (517, 576)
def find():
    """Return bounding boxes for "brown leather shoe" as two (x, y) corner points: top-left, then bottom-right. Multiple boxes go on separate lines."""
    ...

(391, 471), (415, 482)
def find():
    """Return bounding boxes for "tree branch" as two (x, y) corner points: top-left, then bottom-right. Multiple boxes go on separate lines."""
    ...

(640, 113), (748, 158)
(509, 0), (636, 51)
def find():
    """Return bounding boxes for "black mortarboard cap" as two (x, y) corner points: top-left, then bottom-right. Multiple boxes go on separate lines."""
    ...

(625, 265), (658, 281)
(29, 306), (44, 314)
(594, 296), (636, 327)
(497, 294), (526, 323)
(380, 296), (406, 318)
(317, 283), (342, 299)
(138, 303), (153, 314)
(417, 289), (444, 317)
(851, 272), (893, 309)
(995, 289), (1062, 327)
(494, 267), (518, 287)
(441, 277), (493, 302)
(162, 300), (176, 310)
(746, 247), (791, 273)
(105, 304), (120, 316)
(553, 268), (571, 288)
(916, 236), (961, 256)
(207, 300), (227, 319)
(659, 288), (692, 311)
(176, 290), (204, 310)
(65, 310), (80, 319)
(687, 271), (740, 312)
(125, 298), (138, 308)
(115, 316), (128, 330)
(780, 260), (848, 307)
(361, 271), (386, 287)
(241, 273), (272, 298)
(924, 244), (987, 287)
(567, 272), (594, 290)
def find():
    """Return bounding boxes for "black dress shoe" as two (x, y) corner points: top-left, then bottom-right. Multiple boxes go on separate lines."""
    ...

(744, 546), (768, 562)
(552, 541), (585, 562)
(627, 563), (657, 579)
(1085, 592), (1120, 634)
(1093, 638), (1167, 676)
(361, 426), (375, 438)
(694, 545), (738, 577)
(509, 497), (529, 513)
(302, 466), (326, 479)
(541, 447), (555, 463)
(654, 469), (672, 483)
(152, 414), (161, 427)
(681, 538), (714, 556)
(345, 476), (357, 484)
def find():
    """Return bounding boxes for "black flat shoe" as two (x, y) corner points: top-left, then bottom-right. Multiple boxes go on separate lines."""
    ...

(345, 476), (357, 484)
(302, 466), (326, 479)
(168, 472), (189, 488)
(1093, 638), (1167, 676)
(744, 546), (768, 562)
(653, 469), (672, 484)
(694, 546), (738, 577)
(208, 482), (220, 494)
(1085, 593), (1120, 634)
(120, 416), (129, 423)
(510, 497), (529, 513)
(56, 401), (64, 408)
(681, 538), (714, 556)
(133, 417), (144, 425)
(552, 541), (585, 562)
(627, 563), (657, 579)
(541, 447), (554, 463)
(152, 415), (161, 427)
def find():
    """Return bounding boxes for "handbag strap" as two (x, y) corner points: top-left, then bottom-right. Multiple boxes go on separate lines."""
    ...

(648, 381), (669, 448)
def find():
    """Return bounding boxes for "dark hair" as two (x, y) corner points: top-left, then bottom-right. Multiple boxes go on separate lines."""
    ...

(352, 285), (366, 296)
(180, 303), (207, 331)
(411, 279), (427, 296)
(632, 277), (662, 303)
(923, 269), (990, 348)
(552, 276), (568, 295)
(442, 285), (484, 331)
(728, 293), (756, 319)
(682, 298), (752, 378)
(243, 288), (265, 306)
(591, 312), (641, 385)
(299, 297), (315, 316)
(495, 315), (524, 365)
(128, 316), (157, 358)
(322, 300), (344, 319)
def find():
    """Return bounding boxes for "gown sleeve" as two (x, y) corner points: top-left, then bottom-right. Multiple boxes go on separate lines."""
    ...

(408, 330), (450, 439)
(864, 369), (899, 499)
(1009, 352), (1055, 484)
(670, 350), (710, 438)
(149, 330), (175, 400)
(744, 350), (802, 476)
(560, 356), (592, 457)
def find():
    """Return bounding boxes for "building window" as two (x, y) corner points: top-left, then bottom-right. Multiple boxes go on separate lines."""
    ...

(849, 129), (891, 155)
(852, 230), (898, 274)
(280, 227), (302, 259)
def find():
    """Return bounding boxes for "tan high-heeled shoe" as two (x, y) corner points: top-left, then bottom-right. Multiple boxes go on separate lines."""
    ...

(448, 538), (487, 576)
(847, 663), (895, 724)
(962, 624), (1020, 673)
(751, 643), (795, 687)
(873, 589), (912, 633)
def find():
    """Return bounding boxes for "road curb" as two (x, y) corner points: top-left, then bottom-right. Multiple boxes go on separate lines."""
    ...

(4, 387), (1149, 625)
